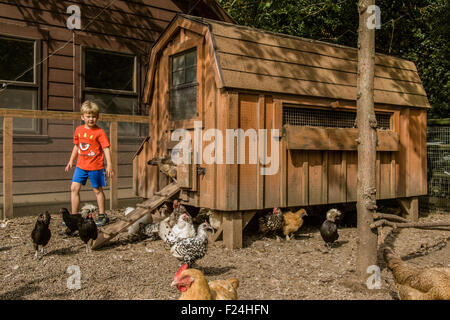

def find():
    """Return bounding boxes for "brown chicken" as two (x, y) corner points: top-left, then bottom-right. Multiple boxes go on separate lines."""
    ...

(282, 208), (308, 241)
(383, 247), (450, 300)
(171, 264), (239, 300)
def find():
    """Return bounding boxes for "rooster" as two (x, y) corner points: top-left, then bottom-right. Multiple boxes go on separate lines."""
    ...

(166, 213), (196, 246)
(78, 213), (98, 253)
(170, 222), (213, 267)
(60, 208), (83, 236)
(383, 247), (450, 300)
(258, 207), (284, 241)
(282, 208), (308, 241)
(320, 208), (342, 250)
(171, 264), (239, 300)
(31, 212), (51, 259)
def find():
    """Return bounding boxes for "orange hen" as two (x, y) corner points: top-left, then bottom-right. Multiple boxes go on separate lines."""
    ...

(282, 208), (308, 241)
(171, 264), (239, 300)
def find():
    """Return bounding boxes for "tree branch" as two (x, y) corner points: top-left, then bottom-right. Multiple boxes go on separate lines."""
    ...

(370, 219), (450, 230)
(373, 212), (409, 223)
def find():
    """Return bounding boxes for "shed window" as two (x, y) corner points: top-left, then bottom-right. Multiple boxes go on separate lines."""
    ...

(83, 48), (146, 137)
(0, 36), (40, 134)
(283, 106), (391, 130)
(170, 49), (198, 121)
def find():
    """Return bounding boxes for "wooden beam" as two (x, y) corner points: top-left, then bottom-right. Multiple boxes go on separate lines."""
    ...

(242, 211), (256, 229)
(222, 211), (242, 249)
(284, 125), (399, 151)
(209, 224), (224, 243)
(109, 122), (118, 210)
(209, 210), (256, 244)
(93, 183), (180, 249)
(397, 197), (419, 222)
(0, 109), (148, 123)
(2, 117), (13, 219)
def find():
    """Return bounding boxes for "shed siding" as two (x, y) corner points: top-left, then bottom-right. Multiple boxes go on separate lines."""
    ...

(0, 1), (229, 207)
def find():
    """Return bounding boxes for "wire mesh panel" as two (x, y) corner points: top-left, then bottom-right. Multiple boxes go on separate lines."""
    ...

(425, 126), (450, 211)
(283, 106), (391, 129)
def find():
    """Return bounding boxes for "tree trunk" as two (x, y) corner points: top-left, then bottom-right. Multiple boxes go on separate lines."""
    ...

(356, 0), (378, 282)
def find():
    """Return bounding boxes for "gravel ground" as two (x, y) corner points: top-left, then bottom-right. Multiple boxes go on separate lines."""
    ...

(0, 206), (448, 300)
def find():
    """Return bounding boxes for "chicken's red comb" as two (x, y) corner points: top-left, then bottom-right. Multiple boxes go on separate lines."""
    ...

(174, 264), (188, 280)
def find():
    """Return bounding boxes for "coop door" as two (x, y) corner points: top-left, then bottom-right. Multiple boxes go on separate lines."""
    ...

(173, 145), (192, 189)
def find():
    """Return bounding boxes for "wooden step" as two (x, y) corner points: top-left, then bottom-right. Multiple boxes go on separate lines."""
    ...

(92, 183), (180, 250)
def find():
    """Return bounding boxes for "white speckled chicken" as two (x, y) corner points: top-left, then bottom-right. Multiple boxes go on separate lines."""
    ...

(166, 213), (196, 246)
(139, 222), (160, 241)
(169, 200), (190, 227)
(170, 222), (213, 267)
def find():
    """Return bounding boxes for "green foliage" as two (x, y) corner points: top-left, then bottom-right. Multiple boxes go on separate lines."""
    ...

(218, 0), (449, 118)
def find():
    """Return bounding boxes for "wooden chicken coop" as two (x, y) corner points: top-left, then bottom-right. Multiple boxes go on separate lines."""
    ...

(134, 14), (430, 249)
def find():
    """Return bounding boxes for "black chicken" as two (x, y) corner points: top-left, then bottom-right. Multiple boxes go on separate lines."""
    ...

(78, 213), (98, 253)
(60, 208), (83, 236)
(31, 212), (51, 259)
(258, 207), (284, 241)
(320, 208), (343, 250)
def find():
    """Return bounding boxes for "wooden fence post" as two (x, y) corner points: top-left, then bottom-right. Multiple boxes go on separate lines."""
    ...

(3, 117), (13, 219)
(109, 121), (118, 210)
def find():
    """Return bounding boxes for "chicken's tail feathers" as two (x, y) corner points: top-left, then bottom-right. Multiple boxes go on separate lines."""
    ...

(229, 278), (239, 290)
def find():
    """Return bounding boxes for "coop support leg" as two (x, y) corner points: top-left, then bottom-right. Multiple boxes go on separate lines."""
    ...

(397, 197), (419, 222)
(223, 212), (242, 249)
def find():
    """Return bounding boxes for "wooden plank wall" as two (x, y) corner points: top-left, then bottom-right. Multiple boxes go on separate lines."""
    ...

(214, 93), (427, 211)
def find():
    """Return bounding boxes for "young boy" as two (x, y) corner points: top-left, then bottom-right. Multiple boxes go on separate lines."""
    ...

(65, 100), (113, 226)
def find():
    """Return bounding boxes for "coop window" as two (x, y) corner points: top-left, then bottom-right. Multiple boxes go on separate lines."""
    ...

(0, 35), (40, 134)
(283, 106), (391, 130)
(170, 48), (198, 121)
(83, 48), (146, 137)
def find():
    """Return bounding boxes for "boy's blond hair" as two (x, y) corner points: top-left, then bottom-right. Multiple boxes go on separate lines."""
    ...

(81, 100), (100, 116)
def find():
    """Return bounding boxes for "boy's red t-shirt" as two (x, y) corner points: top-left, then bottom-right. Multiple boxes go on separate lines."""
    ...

(73, 125), (110, 171)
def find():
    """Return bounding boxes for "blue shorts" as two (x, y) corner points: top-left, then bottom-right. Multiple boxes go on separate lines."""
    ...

(72, 167), (106, 188)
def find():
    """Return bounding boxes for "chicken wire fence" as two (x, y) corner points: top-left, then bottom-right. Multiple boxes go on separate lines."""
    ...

(421, 126), (450, 212)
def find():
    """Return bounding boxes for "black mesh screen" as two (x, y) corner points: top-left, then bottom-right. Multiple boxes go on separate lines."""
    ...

(283, 106), (391, 130)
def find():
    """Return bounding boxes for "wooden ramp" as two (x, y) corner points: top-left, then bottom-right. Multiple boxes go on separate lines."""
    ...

(92, 183), (180, 250)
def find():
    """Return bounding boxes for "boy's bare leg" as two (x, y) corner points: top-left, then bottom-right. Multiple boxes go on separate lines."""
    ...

(70, 182), (82, 214)
(93, 187), (105, 214)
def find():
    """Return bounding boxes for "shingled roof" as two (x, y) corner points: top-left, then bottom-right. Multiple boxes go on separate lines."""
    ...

(146, 14), (430, 108)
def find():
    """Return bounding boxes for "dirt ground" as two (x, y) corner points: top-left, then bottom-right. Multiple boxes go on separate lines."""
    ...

(0, 204), (448, 300)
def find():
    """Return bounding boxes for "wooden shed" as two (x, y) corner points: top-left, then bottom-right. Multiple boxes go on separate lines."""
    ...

(136, 14), (430, 248)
